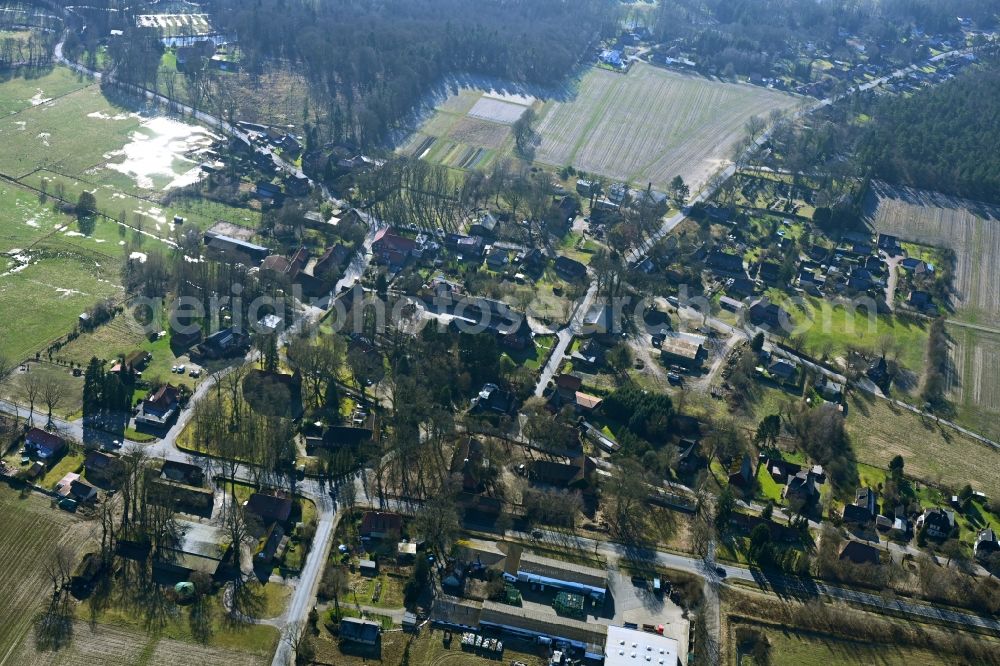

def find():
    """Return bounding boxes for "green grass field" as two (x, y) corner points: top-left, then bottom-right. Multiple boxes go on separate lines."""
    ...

(0, 181), (69, 253)
(783, 296), (930, 375)
(0, 84), (141, 180)
(0, 67), (90, 117)
(716, 380), (1000, 497)
(534, 62), (800, 192)
(740, 624), (963, 665)
(0, 248), (123, 362)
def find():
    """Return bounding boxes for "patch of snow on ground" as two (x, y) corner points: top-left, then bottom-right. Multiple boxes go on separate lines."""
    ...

(87, 111), (138, 121)
(106, 116), (219, 190)
(30, 89), (51, 106)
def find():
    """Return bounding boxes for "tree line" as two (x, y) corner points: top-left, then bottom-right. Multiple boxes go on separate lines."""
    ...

(206, 0), (617, 148)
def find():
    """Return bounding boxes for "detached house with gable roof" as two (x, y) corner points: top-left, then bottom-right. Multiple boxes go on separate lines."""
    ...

(135, 385), (181, 426)
(24, 428), (67, 462)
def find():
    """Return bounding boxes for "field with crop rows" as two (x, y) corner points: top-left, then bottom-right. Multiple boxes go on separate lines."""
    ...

(946, 324), (1000, 442)
(0, 487), (91, 666)
(135, 13), (213, 37)
(399, 86), (537, 170)
(533, 63), (800, 192)
(866, 181), (1000, 326)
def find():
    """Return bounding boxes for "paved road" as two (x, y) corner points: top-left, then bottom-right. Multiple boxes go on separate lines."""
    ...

(533, 281), (599, 397)
(519, 527), (1000, 634)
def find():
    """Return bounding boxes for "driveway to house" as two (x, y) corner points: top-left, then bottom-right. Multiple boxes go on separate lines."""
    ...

(884, 254), (902, 311)
(533, 281), (598, 397)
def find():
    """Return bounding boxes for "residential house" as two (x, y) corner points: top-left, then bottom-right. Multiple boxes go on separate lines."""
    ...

(908, 290), (933, 310)
(843, 503), (874, 527)
(339, 617), (381, 646)
(817, 376), (844, 402)
(719, 296), (744, 313)
(337, 155), (384, 171)
(84, 451), (125, 487)
(839, 540), (881, 565)
(285, 172), (309, 195)
(900, 257), (927, 273)
(261, 246), (338, 297)
(255, 522), (287, 566)
(194, 327), (250, 360)
(599, 49), (623, 68)
(916, 507), (956, 540)
(485, 247), (509, 270)
(867, 356), (890, 386)
(554, 373), (583, 404)
(574, 392), (603, 413)
(245, 491), (293, 525)
(111, 349), (150, 377)
(360, 511), (402, 540)
(24, 428), (67, 462)
(758, 261), (782, 284)
(807, 244), (830, 263)
(160, 460), (205, 487)
(748, 298), (789, 329)
(135, 385), (181, 426)
(766, 359), (799, 385)
(974, 528), (999, 561)
(469, 211), (499, 238)
(372, 228), (418, 268)
(554, 255), (587, 282)
(856, 487), (877, 515)
(470, 383), (514, 415)
(782, 469), (818, 503)
(528, 456), (597, 491)
(726, 276), (756, 298)
(571, 338), (605, 370)
(556, 195), (579, 224)
(728, 454), (754, 488)
(877, 233), (901, 255)
(445, 234), (485, 262)
(705, 250), (746, 277)
(498, 316), (533, 351)
(848, 267), (874, 292)
(659, 335), (705, 369)
(451, 437), (488, 494)
(255, 181), (283, 201)
(55, 473), (98, 503)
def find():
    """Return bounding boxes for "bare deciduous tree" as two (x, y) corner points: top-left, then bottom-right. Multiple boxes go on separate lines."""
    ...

(41, 373), (66, 427)
(22, 369), (42, 425)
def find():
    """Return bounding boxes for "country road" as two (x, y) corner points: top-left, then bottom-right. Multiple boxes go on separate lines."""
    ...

(520, 527), (1000, 634)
